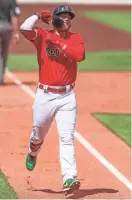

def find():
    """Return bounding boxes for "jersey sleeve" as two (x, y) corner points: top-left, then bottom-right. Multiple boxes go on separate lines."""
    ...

(62, 33), (85, 62)
(10, 0), (21, 17)
(21, 27), (46, 48)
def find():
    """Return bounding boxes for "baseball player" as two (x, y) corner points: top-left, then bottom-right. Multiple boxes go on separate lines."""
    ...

(20, 5), (85, 195)
(0, 0), (21, 85)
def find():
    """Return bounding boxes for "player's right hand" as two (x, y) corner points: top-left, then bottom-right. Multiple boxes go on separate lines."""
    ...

(12, 32), (20, 44)
(39, 10), (52, 24)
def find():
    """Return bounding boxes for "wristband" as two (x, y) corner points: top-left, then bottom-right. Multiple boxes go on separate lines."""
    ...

(33, 13), (40, 19)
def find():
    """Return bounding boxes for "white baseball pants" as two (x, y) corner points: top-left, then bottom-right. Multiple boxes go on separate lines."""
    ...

(28, 86), (77, 183)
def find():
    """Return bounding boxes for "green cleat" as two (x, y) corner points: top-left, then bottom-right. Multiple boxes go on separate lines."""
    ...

(26, 154), (37, 171)
(63, 178), (80, 195)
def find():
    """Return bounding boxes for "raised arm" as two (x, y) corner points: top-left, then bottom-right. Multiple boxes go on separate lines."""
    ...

(20, 15), (40, 41)
(20, 10), (52, 41)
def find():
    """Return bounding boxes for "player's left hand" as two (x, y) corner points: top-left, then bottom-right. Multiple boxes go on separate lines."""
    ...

(46, 35), (66, 51)
(46, 35), (63, 47)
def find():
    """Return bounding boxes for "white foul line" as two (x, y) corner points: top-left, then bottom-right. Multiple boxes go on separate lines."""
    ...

(6, 70), (35, 98)
(6, 70), (132, 191)
(75, 131), (132, 191)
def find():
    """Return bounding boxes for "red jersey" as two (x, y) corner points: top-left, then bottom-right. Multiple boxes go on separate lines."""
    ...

(22, 27), (85, 86)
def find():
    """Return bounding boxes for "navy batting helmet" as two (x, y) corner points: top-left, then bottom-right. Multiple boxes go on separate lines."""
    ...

(53, 5), (75, 19)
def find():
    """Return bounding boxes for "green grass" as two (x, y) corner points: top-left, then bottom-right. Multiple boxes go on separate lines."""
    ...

(8, 54), (38, 71)
(0, 170), (17, 199)
(78, 51), (131, 71)
(8, 51), (131, 71)
(84, 12), (131, 33)
(92, 113), (131, 146)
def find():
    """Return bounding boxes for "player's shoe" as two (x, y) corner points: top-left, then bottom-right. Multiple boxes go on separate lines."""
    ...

(26, 154), (37, 171)
(63, 178), (80, 195)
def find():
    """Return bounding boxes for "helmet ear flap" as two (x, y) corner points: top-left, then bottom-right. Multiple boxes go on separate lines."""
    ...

(52, 15), (64, 28)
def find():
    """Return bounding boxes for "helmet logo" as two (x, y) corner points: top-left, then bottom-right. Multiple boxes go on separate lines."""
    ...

(63, 5), (69, 11)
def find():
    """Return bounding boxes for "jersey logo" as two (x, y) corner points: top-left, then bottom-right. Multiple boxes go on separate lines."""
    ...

(46, 48), (60, 57)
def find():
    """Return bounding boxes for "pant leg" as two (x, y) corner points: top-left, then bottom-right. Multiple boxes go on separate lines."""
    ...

(28, 88), (57, 157)
(1, 30), (12, 73)
(55, 91), (77, 183)
(0, 30), (12, 81)
(0, 32), (3, 82)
